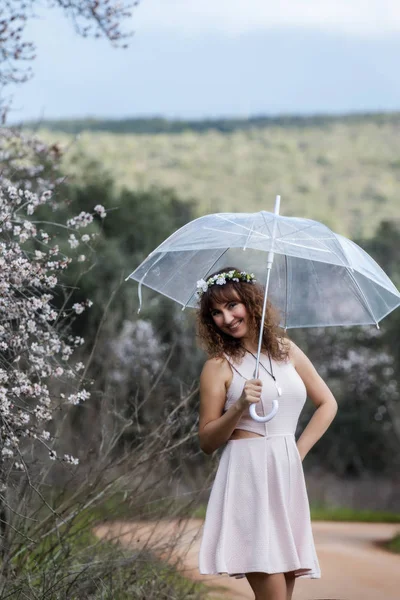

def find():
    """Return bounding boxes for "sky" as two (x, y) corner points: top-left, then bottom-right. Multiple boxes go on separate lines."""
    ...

(8, 0), (400, 122)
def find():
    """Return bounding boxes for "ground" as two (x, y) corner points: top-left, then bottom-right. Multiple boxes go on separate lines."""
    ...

(94, 519), (400, 600)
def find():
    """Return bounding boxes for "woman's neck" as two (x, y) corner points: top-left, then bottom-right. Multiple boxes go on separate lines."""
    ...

(241, 340), (259, 355)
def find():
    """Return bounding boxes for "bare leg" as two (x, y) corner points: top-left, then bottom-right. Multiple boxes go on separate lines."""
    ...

(246, 572), (287, 600)
(284, 571), (296, 600)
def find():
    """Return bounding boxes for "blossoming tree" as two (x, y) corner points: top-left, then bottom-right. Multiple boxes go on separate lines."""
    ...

(0, 180), (108, 550)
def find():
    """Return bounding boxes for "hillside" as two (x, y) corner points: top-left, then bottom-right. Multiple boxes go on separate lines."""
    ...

(33, 114), (400, 238)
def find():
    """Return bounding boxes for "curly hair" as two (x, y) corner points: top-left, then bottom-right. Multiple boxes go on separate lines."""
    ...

(196, 267), (289, 362)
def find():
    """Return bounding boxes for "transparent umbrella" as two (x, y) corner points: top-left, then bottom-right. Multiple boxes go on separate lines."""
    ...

(126, 196), (400, 422)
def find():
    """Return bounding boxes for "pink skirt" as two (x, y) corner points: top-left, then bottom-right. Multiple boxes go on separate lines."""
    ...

(199, 433), (321, 579)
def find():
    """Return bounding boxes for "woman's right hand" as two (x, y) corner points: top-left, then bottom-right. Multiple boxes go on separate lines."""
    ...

(237, 379), (262, 411)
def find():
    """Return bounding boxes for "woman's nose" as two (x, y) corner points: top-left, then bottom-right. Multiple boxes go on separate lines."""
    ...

(222, 311), (234, 325)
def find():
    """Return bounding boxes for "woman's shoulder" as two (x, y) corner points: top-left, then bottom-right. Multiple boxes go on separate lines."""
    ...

(283, 338), (307, 367)
(202, 355), (230, 371)
(201, 355), (233, 382)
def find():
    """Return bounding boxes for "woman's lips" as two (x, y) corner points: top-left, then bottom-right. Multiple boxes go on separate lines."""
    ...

(228, 319), (242, 332)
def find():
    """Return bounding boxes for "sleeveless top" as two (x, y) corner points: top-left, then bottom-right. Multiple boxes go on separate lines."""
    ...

(223, 351), (307, 436)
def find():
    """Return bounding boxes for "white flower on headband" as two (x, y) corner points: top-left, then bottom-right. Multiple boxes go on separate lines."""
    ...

(196, 269), (256, 299)
(197, 279), (208, 293)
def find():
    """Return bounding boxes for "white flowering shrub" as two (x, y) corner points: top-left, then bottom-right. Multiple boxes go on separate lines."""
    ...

(109, 319), (166, 382)
(0, 183), (107, 480)
(0, 128), (64, 194)
(294, 325), (400, 476)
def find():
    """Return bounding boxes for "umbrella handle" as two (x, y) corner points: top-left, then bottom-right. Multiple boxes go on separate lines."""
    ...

(249, 400), (279, 423)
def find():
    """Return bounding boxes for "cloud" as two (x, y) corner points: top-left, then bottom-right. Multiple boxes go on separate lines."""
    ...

(135, 0), (400, 36)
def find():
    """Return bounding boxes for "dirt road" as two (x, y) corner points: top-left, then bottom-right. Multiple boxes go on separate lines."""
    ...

(94, 519), (400, 600)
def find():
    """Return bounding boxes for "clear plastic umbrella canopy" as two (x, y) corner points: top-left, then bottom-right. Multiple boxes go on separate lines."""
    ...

(127, 210), (400, 329)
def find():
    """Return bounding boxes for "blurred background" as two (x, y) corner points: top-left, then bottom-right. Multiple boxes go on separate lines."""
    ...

(1, 1), (400, 598)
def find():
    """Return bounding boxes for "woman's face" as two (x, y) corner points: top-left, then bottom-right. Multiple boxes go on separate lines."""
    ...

(210, 298), (249, 339)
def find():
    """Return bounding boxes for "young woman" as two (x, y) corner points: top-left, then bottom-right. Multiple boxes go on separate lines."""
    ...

(196, 268), (337, 600)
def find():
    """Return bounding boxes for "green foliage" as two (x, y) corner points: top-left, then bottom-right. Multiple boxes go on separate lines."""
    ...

(32, 116), (400, 239)
(53, 163), (197, 335)
(386, 533), (400, 553)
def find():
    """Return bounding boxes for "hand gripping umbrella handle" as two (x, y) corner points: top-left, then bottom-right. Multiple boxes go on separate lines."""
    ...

(249, 400), (279, 423)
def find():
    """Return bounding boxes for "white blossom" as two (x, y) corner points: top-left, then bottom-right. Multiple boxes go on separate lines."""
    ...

(63, 454), (79, 465)
(68, 234), (79, 249)
(0, 184), (99, 472)
(72, 303), (85, 315)
(94, 204), (106, 218)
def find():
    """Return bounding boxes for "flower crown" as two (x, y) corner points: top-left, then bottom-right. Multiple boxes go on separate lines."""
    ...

(196, 269), (256, 298)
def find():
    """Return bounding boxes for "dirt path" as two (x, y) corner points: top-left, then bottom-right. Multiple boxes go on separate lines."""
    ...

(94, 519), (400, 600)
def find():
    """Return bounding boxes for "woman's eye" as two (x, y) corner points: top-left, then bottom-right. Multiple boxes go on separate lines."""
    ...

(229, 303), (237, 308)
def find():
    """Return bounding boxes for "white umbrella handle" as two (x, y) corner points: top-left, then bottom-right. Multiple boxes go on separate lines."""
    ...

(250, 194), (281, 423)
(249, 400), (279, 422)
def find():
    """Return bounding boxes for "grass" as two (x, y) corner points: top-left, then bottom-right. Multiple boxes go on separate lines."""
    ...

(385, 533), (400, 553)
(309, 506), (400, 523)
(8, 502), (208, 599)
(192, 504), (400, 523)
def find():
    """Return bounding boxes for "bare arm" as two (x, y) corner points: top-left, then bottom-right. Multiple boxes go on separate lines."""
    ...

(290, 341), (338, 461)
(198, 358), (262, 455)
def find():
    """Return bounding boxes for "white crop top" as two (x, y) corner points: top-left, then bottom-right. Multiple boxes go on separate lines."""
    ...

(223, 351), (307, 437)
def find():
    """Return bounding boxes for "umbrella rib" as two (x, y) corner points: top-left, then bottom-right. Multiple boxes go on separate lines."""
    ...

(243, 215), (257, 250)
(203, 226), (269, 240)
(282, 226), (349, 267)
(277, 235), (337, 242)
(275, 221), (319, 241)
(284, 254), (288, 330)
(180, 248), (230, 310)
(344, 267), (379, 326)
(261, 210), (274, 239)
(135, 252), (166, 313)
(278, 240), (331, 253)
(216, 214), (269, 235)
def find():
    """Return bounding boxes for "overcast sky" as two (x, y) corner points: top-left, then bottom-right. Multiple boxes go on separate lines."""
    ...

(135, 0), (400, 35)
(8, 0), (400, 122)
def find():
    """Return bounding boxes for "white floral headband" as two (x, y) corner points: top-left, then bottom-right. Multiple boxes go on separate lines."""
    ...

(196, 269), (256, 299)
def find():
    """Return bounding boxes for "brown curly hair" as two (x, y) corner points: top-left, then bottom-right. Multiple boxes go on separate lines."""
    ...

(196, 267), (289, 362)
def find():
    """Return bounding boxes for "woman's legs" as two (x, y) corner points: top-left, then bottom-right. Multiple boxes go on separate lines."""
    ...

(284, 571), (296, 600)
(245, 571), (296, 600)
(245, 572), (287, 600)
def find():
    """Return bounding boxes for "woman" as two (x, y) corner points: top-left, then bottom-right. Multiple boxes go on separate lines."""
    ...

(196, 268), (337, 600)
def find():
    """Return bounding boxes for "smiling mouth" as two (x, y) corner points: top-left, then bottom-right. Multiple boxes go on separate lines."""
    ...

(228, 320), (243, 331)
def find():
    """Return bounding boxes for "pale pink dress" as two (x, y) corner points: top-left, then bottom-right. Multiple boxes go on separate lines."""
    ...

(198, 351), (321, 579)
